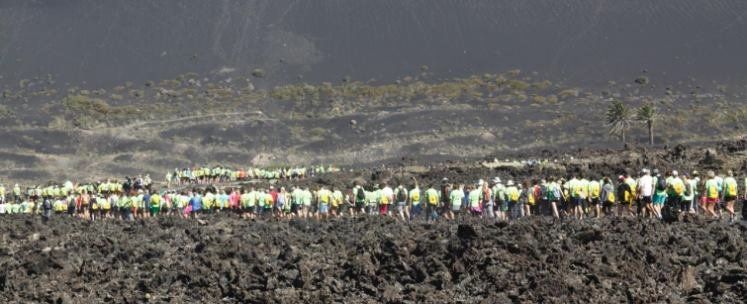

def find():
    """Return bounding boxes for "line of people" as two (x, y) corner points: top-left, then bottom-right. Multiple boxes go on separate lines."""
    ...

(166, 165), (342, 187)
(0, 168), (744, 223)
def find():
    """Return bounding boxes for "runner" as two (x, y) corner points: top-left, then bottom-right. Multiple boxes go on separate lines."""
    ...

(353, 184), (366, 216)
(395, 184), (409, 221)
(568, 174), (585, 219)
(290, 186), (303, 218)
(492, 178), (507, 221)
(588, 177), (602, 218)
(150, 190), (162, 217)
(600, 177), (615, 217)
(721, 170), (738, 223)
(545, 177), (561, 219)
(481, 180), (493, 219)
(505, 181), (520, 219)
(189, 191), (203, 219)
(448, 184), (464, 221)
(652, 172), (668, 219)
(317, 186), (331, 220)
(667, 171), (686, 219)
(302, 187), (312, 219)
(332, 187), (344, 218)
(379, 183), (393, 217)
(409, 181), (422, 221)
(425, 185), (440, 222)
(703, 171), (720, 218)
(637, 169), (654, 218)
(468, 184), (482, 217)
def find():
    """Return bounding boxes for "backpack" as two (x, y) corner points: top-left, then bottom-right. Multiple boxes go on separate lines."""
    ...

(380, 194), (389, 204)
(656, 178), (667, 192)
(397, 190), (407, 202)
(672, 181), (684, 196)
(428, 192), (438, 205)
(411, 191), (420, 202)
(707, 183), (719, 199)
(572, 184), (584, 198)
(684, 182), (692, 197)
(532, 186), (542, 201)
(545, 185), (558, 201)
(606, 191), (615, 203)
(726, 181), (737, 197)
(509, 189), (520, 202)
(356, 188), (366, 202)
(589, 183), (601, 198)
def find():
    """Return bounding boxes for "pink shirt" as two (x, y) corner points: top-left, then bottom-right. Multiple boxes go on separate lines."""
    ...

(229, 192), (240, 208)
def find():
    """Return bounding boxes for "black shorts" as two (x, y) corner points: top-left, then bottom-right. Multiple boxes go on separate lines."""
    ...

(572, 198), (584, 207)
(642, 196), (652, 204)
(590, 198), (600, 206)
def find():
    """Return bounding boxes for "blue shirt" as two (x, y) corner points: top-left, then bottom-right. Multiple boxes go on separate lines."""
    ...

(190, 195), (202, 211)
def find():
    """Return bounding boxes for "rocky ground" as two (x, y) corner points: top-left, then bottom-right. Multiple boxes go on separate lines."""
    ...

(0, 215), (745, 303)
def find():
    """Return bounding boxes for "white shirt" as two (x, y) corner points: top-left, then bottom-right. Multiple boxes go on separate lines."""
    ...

(638, 175), (653, 197)
(381, 187), (394, 202)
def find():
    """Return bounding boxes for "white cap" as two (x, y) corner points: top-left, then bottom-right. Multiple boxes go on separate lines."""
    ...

(507, 180), (514, 186)
(478, 179), (484, 186)
(493, 177), (501, 183)
(672, 170), (678, 176)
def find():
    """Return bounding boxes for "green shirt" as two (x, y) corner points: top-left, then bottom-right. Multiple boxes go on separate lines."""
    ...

(292, 189), (303, 205)
(723, 177), (738, 197)
(492, 184), (505, 202)
(119, 196), (132, 208)
(449, 189), (464, 207)
(668, 177), (685, 197)
(302, 190), (312, 206)
(468, 189), (481, 208)
(705, 179), (720, 199)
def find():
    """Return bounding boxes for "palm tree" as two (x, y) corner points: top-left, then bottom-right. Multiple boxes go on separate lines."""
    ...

(636, 102), (658, 146)
(606, 100), (633, 145)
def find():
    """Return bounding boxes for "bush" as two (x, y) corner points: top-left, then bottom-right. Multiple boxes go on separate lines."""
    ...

(308, 127), (327, 138)
(251, 68), (266, 78)
(63, 95), (111, 114)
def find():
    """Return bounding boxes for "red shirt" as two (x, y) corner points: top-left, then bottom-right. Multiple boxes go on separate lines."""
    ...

(270, 190), (279, 203)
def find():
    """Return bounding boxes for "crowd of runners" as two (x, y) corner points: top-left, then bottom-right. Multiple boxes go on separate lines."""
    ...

(0, 168), (744, 223)
(166, 165), (341, 187)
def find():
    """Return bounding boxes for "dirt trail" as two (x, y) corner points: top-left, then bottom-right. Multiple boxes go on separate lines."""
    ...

(92, 110), (276, 132)
(0, 215), (745, 303)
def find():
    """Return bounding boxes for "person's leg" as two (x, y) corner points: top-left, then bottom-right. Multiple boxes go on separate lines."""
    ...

(703, 201), (716, 218)
(551, 202), (559, 218)
(726, 199), (735, 222)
